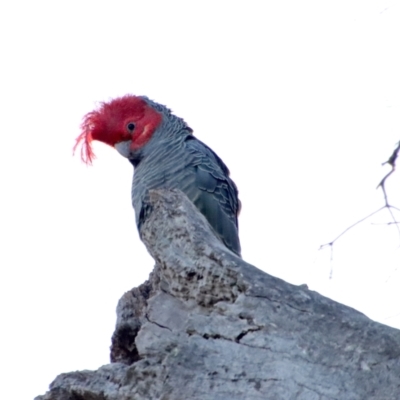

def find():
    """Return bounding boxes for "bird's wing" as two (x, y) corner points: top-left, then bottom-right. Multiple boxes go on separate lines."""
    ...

(183, 136), (241, 255)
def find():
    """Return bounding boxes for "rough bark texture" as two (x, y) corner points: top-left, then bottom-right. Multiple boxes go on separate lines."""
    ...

(36, 190), (400, 400)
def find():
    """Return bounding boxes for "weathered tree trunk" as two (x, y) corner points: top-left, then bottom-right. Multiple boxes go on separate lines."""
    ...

(36, 190), (400, 400)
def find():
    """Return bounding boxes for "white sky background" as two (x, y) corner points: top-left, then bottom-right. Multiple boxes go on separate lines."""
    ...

(1, 1), (400, 398)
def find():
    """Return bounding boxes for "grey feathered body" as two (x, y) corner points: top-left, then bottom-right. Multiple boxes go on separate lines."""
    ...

(129, 98), (241, 256)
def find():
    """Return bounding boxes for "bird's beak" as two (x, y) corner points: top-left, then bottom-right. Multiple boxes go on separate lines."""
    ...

(114, 141), (132, 158)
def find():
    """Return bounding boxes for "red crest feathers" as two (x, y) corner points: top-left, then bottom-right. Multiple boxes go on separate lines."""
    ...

(73, 95), (153, 164)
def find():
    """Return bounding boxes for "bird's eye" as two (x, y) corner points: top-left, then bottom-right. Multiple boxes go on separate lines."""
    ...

(126, 122), (136, 132)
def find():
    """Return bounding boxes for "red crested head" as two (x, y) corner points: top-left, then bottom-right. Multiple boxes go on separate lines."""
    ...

(74, 95), (162, 164)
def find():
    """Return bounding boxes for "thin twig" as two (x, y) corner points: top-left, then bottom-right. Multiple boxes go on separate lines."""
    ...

(371, 221), (400, 226)
(319, 141), (400, 278)
(376, 141), (400, 238)
(319, 207), (385, 251)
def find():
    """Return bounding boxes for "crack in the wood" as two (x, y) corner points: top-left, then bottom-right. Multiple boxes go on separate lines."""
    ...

(235, 326), (262, 342)
(145, 314), (172, 331)
(186, 327), (275, 354)
(285, 302), (310, 313)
